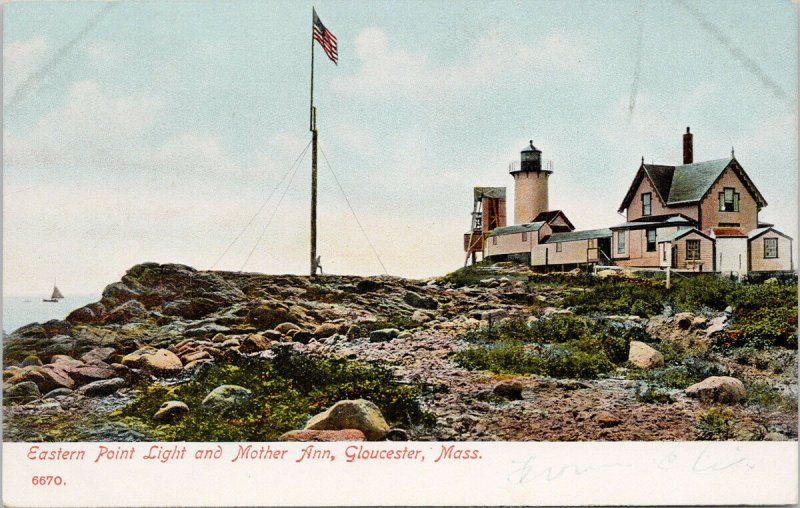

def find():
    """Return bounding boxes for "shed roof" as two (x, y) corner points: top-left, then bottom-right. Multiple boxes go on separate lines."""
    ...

(611, 215), (693, 230)
(488, 221), (544, 237)
(542, 228), (612, 244)
(474, 187), (506, 201)
(658, 227), (713, 243)
(532, 209), (575, 230)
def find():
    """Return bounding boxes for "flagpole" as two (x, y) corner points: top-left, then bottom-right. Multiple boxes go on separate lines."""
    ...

(310, 8), (318, 278)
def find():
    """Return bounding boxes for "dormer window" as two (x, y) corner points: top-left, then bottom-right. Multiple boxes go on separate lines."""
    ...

(642, 192), (652, 216)
(719, 187), (739, 212)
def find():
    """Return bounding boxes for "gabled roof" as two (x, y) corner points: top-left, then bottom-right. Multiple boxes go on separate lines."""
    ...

(667, 158), (731, 203)
(748, 226), (793, 242)
(542, 228), (612, 244)
(618, 157), (768, 212)
(531, 210), (575, 230)
(658, 227), (714, 243)
(488, 221), (544, 237)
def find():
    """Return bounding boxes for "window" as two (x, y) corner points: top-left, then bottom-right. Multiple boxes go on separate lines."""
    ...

(616, 231), (626, 254)
(642, 193), (652, 216)
(646, 229), (656, 252)
(764, 238), (778, 258)
(686, 239), (701, 260)
(663, 245), (667, 261)
(492, 236), (497, 246)
(718, 187), (739, 212)
(556, 242), (562, 252)
(522, 232), (528, 242)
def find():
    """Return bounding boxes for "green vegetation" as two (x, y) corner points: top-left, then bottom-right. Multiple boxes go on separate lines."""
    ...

(453, 314), (643, 379)
(114, 347), (432, 441)
(439, 260), (497, 287)
(634, 382), (674, 404)
(695, 407), (739, 440)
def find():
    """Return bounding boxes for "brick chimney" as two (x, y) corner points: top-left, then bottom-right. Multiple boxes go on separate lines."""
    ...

(683, 126), (693, 164)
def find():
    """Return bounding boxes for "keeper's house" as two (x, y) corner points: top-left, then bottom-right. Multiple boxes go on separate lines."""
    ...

(472, 128), (793, 276)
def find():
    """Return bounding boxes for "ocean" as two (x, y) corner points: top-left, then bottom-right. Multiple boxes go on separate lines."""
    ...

(2, 294), (100, 335)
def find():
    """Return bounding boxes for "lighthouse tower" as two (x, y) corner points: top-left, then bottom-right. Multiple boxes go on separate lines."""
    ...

(510, 140), (552, 225)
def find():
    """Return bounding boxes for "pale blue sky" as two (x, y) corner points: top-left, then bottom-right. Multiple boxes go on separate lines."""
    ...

(3, 0), (797, 294)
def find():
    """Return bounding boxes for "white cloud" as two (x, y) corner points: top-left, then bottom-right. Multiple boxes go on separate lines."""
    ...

(333, 25), (596, 100)
(3, 37), (48, 100)
(4, 80), (163, 169)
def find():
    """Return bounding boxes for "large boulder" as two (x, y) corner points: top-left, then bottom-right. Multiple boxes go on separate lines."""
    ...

(121, 348), (182, 376)
(104, 300), (148, 323)
(81, 347), (116, 364)
(66, 302), (107, 323)
(369, 328), (399, 343)
(201, 385), (252, 409)
(404, 291), (438, 310)
(685, 376), (746, 404)
(304, 399), (390, 441)
(628, 341), (664, 368)
(12, 365), (76, 393)
(248, 303), (293, 329)
(239, 334), (269, 354)
(313, 323), (339, 338)
(4, 381), (41, 404)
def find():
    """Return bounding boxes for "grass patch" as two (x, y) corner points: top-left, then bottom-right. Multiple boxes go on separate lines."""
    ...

(453, 314), (642, 379)
(115, 347), (433, 441)
(696, 407), (739, 440)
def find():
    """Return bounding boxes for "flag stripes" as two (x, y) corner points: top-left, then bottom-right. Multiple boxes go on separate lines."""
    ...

(312, 9), (338, 65)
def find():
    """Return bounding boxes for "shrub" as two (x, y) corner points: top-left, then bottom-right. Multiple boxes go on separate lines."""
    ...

(561, 281), (666, 317)
(731, 306), (797, 349)
(670, 275), (737, 312)
(116, 348), (432, 441)
(696, 407), (738, 440)
(743, 380), (787, 410)
(635, 382), (674, 404)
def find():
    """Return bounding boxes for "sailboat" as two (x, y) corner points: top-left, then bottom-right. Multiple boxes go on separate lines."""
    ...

(43, 283), (64, 303)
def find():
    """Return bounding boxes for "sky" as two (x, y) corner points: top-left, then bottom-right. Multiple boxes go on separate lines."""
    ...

(3, 0), (797, 295)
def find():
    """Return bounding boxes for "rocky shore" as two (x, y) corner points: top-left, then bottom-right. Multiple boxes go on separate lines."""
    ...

(3, 262), (797, 442)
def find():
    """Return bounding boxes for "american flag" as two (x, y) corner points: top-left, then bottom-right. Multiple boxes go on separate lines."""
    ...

(313, 9), (338, 65)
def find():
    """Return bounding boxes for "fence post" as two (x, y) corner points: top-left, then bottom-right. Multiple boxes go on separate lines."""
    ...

(666, 266), (671, 289)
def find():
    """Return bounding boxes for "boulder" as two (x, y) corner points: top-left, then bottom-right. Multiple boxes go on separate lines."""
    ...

(153, 400), (190, 422)
(313, 323), (339, 338)
(404, 291), (438, 310)
(411, 311), (431, 323)
(763, 432), (789, 441)
(21, 355), (43, 367)
(275, 322), (301, 334)
(65, 365), (116, 384)
(43, 388), (73, 399)
(122, 348), (183, 377)
(685, 376), (746, 404)
(493, 381), (525, 400)
(304, 399), (390, 441)
(50, 355), (83, 367)
(292, 331), (313, 344)
(279, 429), (366, 442)
(76, 378), (126, 397)
(28, 365), (75, 392)
(628, 341), (664, 369)
(201, 384), (252, 409)
(355, 279), (383, 293)
(239, 334), (269, 354)
(105, 300), (148, 323)
(369, 328), (400, 343)
(248, 304), (293, 329)
(4, 381), (41, 404)
(66, 302), (107, 323)
(81, 347), (116, 364)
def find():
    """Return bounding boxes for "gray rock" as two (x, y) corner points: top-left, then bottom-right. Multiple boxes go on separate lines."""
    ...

(201, 384), (252, 409)
(685, 376), (746, 404)
(5, 381), (41, 403)
(369, 328), (400, 343)
(43, 388), (73, 399)
(76, 377), (126, 397)
(153, 400), (190, 422)
(304, 399), (390, 441)
(403, 291), (438, 310)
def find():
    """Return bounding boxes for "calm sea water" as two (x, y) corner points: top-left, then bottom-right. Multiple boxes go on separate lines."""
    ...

(2, 294), (100, 335)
